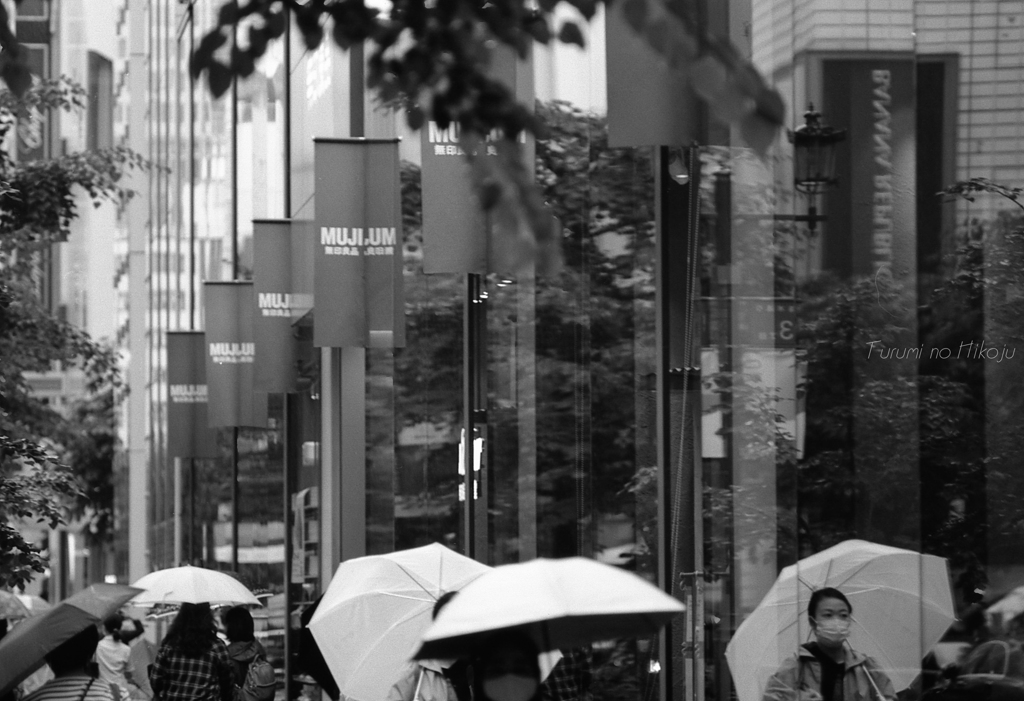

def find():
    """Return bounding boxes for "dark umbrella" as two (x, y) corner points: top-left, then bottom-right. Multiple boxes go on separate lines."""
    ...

(0, 583), (142, 697)
(300, 595), (340, 700)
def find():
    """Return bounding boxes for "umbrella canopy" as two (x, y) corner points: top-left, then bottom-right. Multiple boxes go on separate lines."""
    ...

(0, 591), (29, 620)
(987, 586), (1024, 624)
(0, 583), (142, 697)
(307, 542), (491, 701)
(725, 539), (956, 701)
(17, 595), (52, 616)
(415, 556), (684, 660)
(130, 565), (261, 607)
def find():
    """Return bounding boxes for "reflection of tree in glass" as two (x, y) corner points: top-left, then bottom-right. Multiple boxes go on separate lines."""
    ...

(388, 162), (464, 550)
(689, 167), (1024, 617)
(529, 100), (657, 701)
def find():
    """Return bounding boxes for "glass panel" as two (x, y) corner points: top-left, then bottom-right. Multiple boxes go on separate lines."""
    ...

(236, 35), (287, 276)
(287, 381), (323, 701)
(388, 164), (464, 553)
(237, 397), (286, 689)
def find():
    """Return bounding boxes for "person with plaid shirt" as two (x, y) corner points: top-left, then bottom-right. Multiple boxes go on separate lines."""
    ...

(540, 647), (592, 701)
(150, 603), (233, 701)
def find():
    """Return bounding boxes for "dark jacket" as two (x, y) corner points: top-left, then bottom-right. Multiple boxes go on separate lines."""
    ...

(226, 640), (267, 690)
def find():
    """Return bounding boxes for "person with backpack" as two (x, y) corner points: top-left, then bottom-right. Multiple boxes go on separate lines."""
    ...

(222, 607), (275, 701)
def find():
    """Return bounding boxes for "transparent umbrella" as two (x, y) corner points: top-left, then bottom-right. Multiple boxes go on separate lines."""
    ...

(725, 540), (956, 701)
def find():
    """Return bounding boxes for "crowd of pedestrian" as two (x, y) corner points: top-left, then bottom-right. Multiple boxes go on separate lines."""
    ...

(1, 590), (595, 701)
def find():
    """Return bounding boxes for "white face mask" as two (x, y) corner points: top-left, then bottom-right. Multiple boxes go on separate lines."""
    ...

(814, 618), (851, 646)
(483, 674), (539, 701)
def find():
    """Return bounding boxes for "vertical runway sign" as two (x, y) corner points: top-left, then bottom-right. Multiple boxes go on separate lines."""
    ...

(166, 331), (219, 458)
(253, 219), (310, 392)
(204, 281), (268, 427)
(420, 45), (534, 274)
(314, 138), (404, 348)
(822, 58), (916, 280)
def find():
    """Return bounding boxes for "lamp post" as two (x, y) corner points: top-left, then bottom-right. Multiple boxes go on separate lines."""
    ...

(785, 104), (847, 232)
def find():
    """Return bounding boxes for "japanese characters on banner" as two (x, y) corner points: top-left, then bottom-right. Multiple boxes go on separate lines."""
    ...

(204, 281), (269, 428)
(313, 138), (405, 348)
(166, 331), (219, 459)
(420, 46), (535, 274)
(253, 219), (313, 392)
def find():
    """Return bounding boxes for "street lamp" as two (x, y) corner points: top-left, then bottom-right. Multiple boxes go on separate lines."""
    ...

(785, 104), (846, 232)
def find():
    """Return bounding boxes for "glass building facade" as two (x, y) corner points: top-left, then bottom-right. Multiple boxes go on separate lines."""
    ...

(114, 1), (1024, 701)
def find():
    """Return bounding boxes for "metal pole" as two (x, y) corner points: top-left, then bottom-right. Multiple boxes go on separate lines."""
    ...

(189, 3), (196, 329)
(232, 427), (239, 572)
(462, 274), (478, 557)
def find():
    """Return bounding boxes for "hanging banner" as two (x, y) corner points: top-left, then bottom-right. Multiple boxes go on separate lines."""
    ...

(822, 58), (916, 280)
(420, 46), (534, 274)
(253, 219), (311, 393)
(313, 138), (405, 348)
(204, 281), (268, 428)
(166, 331), (219, 459)
(605, 0), (703, 148)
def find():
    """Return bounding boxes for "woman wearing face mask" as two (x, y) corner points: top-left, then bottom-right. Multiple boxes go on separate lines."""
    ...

(762, 588), (896, 701)
(470, 631), (543, 701)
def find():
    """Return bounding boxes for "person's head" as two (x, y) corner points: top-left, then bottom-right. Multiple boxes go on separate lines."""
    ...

(472, 631), (542, 701)
(164, 602), (217, 656)
(808, 588), (853, 649)
(120, 617), (144, 644)
(223, 606), (255, 643)
(104, 613), (124, 639)
(46, 626), (101, 676)
(433, 591), (458, 621)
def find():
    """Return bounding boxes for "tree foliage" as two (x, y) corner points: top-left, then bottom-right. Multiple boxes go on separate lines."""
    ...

(0, 77), (147, 588)
(180, 0), (783, 274)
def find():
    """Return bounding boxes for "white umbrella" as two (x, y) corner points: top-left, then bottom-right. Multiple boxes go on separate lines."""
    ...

(725, 539), (956, 701)
(415, 556), (684, 659)
(307, 543), (492, 701)
(130, 565), (261, 607)
(987, 586), (1024, 623)
(16, 595), (52, 616)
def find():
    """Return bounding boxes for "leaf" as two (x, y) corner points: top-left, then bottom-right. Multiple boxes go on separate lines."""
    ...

(570, 0), (598, 21)
(304, 25), (325, 51)
(753, 84), (785, 128)
(623, 0), (648, 32)
(407, 105), (426, 130)
(645, 20), (669, 55)
(525, 16), (552, 45)
(207, 62), (233, 98)
(557, 22), (586, 48)
(231, 47), (256, 78)
(333, 15), (357, 50)
(0, 59), (32, 98)
(218, 2), (240, 26)
(480, 178), (502, 210)
(738, 110), (778, 158)
(266, 10), (287, 39)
